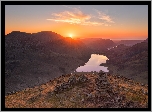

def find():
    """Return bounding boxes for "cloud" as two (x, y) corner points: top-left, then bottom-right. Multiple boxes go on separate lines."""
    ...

(81, 21), (104, 26)
(94, 9), (115, 23)
(47, 8), (114, 26)
(99, 15), (114, 23)
(47, 8), (92, 25)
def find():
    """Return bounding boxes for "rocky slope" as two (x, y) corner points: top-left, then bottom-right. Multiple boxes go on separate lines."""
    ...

(5, 31), (92, 94)
(5, 72), (148, 108)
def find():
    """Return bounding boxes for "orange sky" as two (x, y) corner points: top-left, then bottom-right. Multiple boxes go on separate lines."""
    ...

(5, 22), (148, 40)
(5, 5), (148, 40)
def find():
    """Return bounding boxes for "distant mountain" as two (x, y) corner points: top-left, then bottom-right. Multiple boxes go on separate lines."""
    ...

(81, 38), (116, 53)
(5, 31), (92, 94)
(101, 41), (148, 84)
(116, 40), (144, 46)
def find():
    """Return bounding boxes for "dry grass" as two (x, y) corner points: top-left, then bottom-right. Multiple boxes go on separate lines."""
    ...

(107, 74), (148, 106)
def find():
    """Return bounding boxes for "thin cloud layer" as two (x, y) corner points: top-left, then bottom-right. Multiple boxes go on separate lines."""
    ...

(47, 8), (114, 26)
(94, 9), (115, 23)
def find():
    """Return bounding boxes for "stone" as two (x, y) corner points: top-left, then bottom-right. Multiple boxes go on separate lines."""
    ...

(60, 82), (69, 90)
(70, 98), (75, 102)
(78, 75), (88, 83)
(54, 85), (61, 93)
(68, 76), (77, 85)
(87, 93), (93, 98)
(81, 98), (84, 102)
(102, 81), (108, 84)
(141, 83), (144, 86)
(98, 86), (107, 89)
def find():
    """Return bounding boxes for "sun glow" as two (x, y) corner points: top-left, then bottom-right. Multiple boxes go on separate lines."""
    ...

(69, 34), (73, 38)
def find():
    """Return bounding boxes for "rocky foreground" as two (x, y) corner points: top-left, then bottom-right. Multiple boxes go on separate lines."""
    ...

(5, 72), (148, 108)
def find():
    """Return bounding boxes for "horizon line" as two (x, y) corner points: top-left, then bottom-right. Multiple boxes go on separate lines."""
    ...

(5, 31), (147, 40)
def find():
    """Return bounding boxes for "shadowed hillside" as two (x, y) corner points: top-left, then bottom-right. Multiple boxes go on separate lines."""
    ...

(101, 40), (148, 84)
(80, 38), (116, 53)
(5, 31), (92, 94)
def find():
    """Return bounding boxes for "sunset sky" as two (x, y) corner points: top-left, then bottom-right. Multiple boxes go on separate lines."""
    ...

(5, 5), (148, 40)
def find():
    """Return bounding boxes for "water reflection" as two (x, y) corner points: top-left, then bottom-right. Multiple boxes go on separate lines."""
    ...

(76, 54), (109, 72)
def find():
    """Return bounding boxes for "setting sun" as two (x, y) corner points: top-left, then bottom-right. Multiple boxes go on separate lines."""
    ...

(69, 34), (73, 38)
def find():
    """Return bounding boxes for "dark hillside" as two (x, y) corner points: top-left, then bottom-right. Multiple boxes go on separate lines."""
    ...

(101, 41), (148, 84)
(81, 38), (116, 53)
(5, 31), (92, 94)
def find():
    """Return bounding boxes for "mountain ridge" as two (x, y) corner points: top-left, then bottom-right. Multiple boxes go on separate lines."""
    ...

(5, 31), (92, 94)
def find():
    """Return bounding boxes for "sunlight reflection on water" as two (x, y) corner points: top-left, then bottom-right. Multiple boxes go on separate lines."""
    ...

(76, 54), (109, 72)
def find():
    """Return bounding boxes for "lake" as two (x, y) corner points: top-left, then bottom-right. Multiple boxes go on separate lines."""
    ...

(76, 54), (109, 72)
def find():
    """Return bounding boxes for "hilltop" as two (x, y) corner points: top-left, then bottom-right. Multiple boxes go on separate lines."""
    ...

(5, 72), (148, 108)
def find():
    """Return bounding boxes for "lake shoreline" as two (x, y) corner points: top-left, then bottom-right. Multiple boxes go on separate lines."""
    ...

(76, 54), (109, 73)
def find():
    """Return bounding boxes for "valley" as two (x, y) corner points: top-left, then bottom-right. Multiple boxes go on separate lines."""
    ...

(5, 31), (148, 108)
(5, 31), (92, 94)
